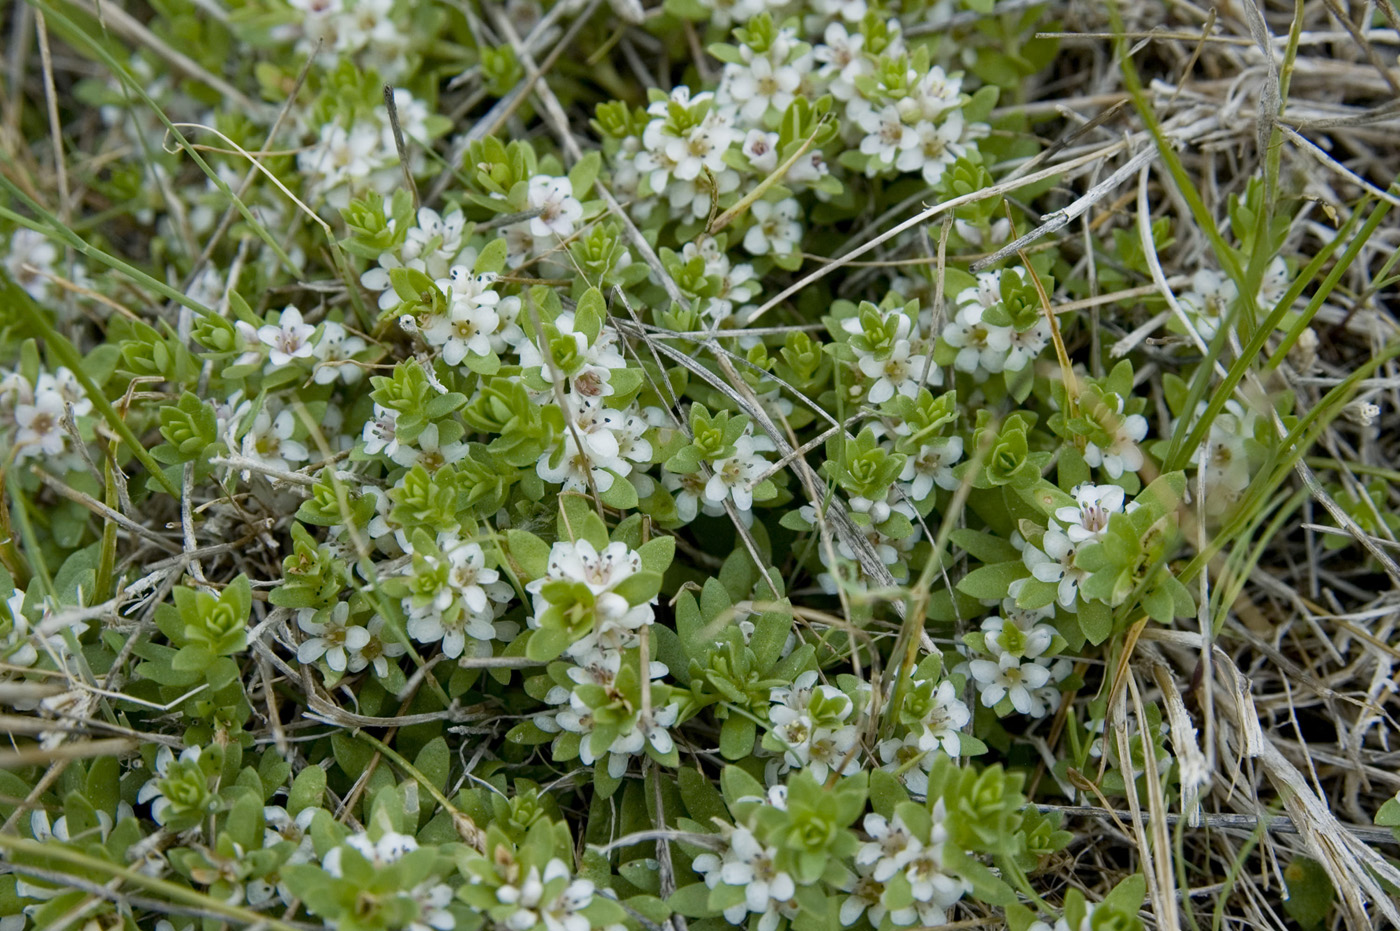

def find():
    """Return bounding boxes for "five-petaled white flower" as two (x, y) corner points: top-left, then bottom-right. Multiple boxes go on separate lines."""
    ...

(258, 306), (317, 368)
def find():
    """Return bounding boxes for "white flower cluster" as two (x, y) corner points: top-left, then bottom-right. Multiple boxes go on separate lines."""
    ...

(829, 22), (984, 187)
(1175, 397), (1260, 509)
(503, 175), (586, 267)
(479, 858), (610, 931)
(0, 366), (91, 471)
(537, 395), (653, 497)
(941, 268), (1051, 381)
(402, 536), (518, 660)
(840, 804), (970, 928)
(240, 305), (368, 386)
(529, 539), (681, 777)
(1178, 256), (1290, 342)
(297, 88), (433, 210)
(684, 238), (763, 330)
(281, 0), (412, 81)
(324, 830), (457, 931)
(692, 824), (799, 931)
(1081, 397), (1150, 480)
(876, 677), (970, 794)
(539, 649), (679, 779)
(845, 306), (937, 403)
(965, 608), (1071, 719)
(297, 602), (407, 675)
(527, 540), (654, 661)
(362, 206), (477, 310)
(766, 670), (869, 782)
(609, 77), (823, 254)
(1020, 483), (1132, 611)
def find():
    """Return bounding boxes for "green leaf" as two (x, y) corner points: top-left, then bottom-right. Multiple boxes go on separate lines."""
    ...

(636, 535), (676, 574)
(1100, 873), (1147, 916)
(720, 765), (765, 808)
(678, 766), (727, 827)
(568, 151), (601, 198)
(600, 474), (639, 510)
(1078, 600), (1114, 645)
(613, 570), (663, 606)
(1283, 856), (1334, 930)
(506, 529), (551, 580)
(575, 287), (606, 342)
(474, 237), (508, 274)
(414, 737), (450, 794)
(869, 769), (908, 818)
(957, 560), (1027, 601)
(288, 765), (325, 816)
(943, 844), (1017, 906)
(526, 627), (572, 663)
(719, 715), (755, 761)
(668, 882), (721, 918)
(950, 529), (1021, 565)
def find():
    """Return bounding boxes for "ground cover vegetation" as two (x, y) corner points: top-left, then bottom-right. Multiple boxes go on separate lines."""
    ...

(2, 0), (1400, 929)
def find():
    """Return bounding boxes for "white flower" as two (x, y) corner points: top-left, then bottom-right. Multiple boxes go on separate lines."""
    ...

(742, 129), (780, 173)
(1258, 256), (1290, 309)
(877, 732), (936, 795)
(534, 539), (642, 597)
(443, 539), (509, 614)
(969, 652), (1053, 715)
(815, 22), (870, 101)
(404, 206), (469, 275)
(527, 175), (584, 239)
(856, 105), (915, 167)
(896, 114), (965, 184)
(946, 294), (1013, 375)
(258, 306), (317, 367)
(362, 404), (399, 458)
(856, 813), (922, 882)
(724, 56), (802, 123)
(900, 436), (963, 499)
(837, 861), (886, 928)
(743, 198), (802, 257)
(1022, 524), (1084, 609)
(405, 604), (497, 660)
(981, 614), (1055, 662)
(661, 468), (714, 523)
(537, 431), (622, 494)
(324, 829), (419, 878)
(1083, 407), (1149, 479)
(704, 434), (773, 511)
(5, 228), (58, 300)
(857, 341), (931, 404)
(423, 293), (499, 365)
(297, 603), (371, 673)
(1177, 267), (1238, 341)
(240, 409), (310, 475)
(1054, 483), (1127, 544)
(1, 590), (38, 668)
(912, 66), (963, 119)
(312, 321), (367, 384)
(136, 746), (207, 826)
(299, 122), (381, 205)
(664, 116), (736, 186)
(13, 389), (67, 460)
(390, 422), (467, 471)
(1182, 399), (1257, 498)
(914, 679), (970, 756)
(721, 828), (796, 916)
